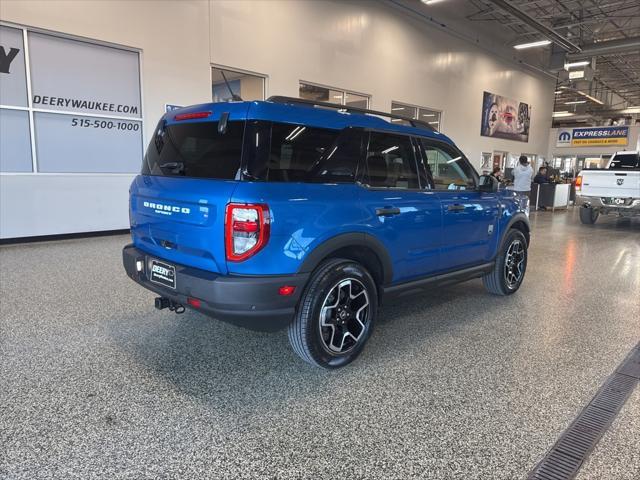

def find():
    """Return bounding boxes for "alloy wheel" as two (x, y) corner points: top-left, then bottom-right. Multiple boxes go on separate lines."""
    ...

(504, 239), (526, 289)
(319, 278), (370, 353)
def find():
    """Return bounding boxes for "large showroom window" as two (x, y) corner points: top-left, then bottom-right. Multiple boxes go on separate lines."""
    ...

(212, 66), (265, 102)
(0, 24), (143, 174)
(391, 101), (442, 131)
(299, 82), (369, 108)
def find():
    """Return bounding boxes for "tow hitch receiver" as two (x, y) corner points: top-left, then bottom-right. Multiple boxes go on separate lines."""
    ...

(154, 297), (185, 314)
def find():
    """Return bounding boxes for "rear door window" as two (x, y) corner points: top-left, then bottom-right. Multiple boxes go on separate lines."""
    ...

(143, 120), (244, 179)
(363, 132), (419, 189)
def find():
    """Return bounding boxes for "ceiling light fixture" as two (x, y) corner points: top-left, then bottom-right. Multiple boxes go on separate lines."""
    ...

(565, 100), (587, 105)
(575, 90), (605, 105)
(621, 107), (640, 114)
(564, 60), (590, 69)
(514, 39), (552, 50)
(552, 111), (574, 118)
(421, 0), (447, 4)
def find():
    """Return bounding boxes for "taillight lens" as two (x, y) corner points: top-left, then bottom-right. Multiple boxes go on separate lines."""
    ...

(575, 175), (582, 191)
(225, 203), (270, 262)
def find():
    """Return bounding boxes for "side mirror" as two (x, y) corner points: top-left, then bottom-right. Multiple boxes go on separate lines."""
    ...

(478, 174), (498, 193)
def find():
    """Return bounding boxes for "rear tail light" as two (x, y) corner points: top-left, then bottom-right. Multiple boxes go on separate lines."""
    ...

(575, 175), (582, 191)
(225, 203), (270, 262)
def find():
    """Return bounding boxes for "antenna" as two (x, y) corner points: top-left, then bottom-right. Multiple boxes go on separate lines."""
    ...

(220, 70), (243, 101)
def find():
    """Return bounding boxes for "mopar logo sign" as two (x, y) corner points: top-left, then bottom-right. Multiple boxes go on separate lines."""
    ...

(557, 130), (572, 146)
(557, 126), (629, 147)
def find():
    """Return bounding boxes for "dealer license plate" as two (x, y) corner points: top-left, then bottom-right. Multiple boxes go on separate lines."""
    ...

(149, 259), (176, 289)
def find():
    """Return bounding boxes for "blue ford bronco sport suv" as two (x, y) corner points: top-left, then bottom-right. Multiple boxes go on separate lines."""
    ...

(123, 96), (530, 368)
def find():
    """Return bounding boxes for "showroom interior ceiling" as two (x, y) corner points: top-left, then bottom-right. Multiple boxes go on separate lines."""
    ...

(465, 0), (640, 126)
(393, 0), (640, 127)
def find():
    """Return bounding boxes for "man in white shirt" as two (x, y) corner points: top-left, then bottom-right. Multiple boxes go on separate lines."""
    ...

(512, 156), (533, 195)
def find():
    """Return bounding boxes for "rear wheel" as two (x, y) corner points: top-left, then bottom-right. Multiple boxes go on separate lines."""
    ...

(483, 229), (528, 296)
(288, 259), (377, 369)
(579, 206), (599, 224)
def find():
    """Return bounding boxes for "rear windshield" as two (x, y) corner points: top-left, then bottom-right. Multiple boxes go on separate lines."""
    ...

(142, 120), (244, 179)
(609, 153), (640, 169)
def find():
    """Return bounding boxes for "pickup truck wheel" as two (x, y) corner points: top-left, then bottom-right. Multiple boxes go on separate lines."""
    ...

(483, 229), (528, 296)
(579, 206), (599, 224)
(288, 259), (377, 369)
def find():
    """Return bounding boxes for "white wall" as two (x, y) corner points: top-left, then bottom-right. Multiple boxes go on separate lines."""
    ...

(1, 0), (556, 238)
(210, 0), (556, 166)
(0, 0), (211, 238)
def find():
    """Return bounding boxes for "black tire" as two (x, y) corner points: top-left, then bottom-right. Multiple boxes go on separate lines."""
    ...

(483, 229), (528, 296)
(288, 258), (377, 369)
(579, 206), (599, 224)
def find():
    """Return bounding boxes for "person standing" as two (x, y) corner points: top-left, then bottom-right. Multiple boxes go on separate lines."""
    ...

(512, 155), (533, 195)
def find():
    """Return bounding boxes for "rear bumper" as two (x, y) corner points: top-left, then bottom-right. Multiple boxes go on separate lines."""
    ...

(122, 244), (308, 331)
(576, 194), (640, 213)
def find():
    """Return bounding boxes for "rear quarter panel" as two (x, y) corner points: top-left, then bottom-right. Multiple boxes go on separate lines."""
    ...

(227, 182), (368, 275)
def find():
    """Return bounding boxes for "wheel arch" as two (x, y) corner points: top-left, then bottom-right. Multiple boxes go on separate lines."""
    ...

(505, 213), (531, 246)
(297, 233), (393, 288)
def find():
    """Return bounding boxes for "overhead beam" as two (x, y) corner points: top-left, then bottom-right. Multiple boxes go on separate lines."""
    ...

(485, 0), (582, 53)
(567, 36), (640, 60)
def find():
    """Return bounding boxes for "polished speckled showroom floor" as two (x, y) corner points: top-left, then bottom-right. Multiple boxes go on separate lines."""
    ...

(1, 209), (638, 480)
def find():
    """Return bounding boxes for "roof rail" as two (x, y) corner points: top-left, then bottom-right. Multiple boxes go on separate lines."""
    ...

(267, 95), (435, 132)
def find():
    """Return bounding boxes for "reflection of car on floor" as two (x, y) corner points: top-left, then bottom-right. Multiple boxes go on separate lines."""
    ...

(123, 96), (530, 368)
(575, 151), (640, 224)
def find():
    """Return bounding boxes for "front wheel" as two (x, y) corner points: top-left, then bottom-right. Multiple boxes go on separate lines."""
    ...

(579, 206), (599, 224)
(288, 259), (377, 369)
(483, 229), (528, 296)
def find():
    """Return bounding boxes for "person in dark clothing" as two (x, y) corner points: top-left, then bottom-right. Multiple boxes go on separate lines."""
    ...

(533, 166), (550, 211)
(534, 166), (550, 184)
(490, 166), (503, 183)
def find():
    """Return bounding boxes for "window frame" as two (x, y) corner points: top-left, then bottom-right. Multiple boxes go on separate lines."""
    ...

(357, 128), (424, 191)
(0, 20), (144, 176)
(390, 101), (443, 132)
(299, 81), (370, 109)
(211, 64), (267, 103)
(417, 137), (480, 191)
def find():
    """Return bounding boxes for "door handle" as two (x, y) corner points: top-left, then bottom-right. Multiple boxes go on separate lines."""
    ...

(447, 204), (466, 212)
(376, 207), (401, 217)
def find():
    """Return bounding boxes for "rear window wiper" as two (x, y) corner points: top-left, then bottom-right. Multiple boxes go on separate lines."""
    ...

(159, 161), (185, 173)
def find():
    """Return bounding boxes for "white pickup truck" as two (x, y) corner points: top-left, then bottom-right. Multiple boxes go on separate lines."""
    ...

(575, 150), (640, 224)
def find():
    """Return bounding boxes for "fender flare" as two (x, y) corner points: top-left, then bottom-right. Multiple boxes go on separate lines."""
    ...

(297, 232), (394, 285)
(504, 212), (531, 245)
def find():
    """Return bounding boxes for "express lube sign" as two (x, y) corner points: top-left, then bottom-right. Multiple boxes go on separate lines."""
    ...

(556, 126), (629, 147)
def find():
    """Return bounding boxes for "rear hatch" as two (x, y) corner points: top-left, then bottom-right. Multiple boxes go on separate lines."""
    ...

(129, 104), (249, 274)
